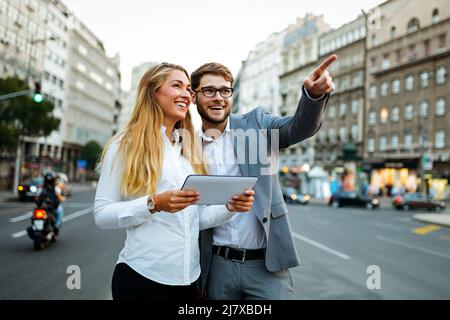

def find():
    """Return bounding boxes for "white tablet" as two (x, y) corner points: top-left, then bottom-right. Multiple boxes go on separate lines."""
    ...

(181, 175), (258, 205)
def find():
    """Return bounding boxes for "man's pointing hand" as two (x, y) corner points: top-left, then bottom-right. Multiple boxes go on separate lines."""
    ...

(303, 54), (337, 99)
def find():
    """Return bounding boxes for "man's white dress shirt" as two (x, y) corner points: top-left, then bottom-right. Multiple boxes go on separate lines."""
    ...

(200, 119), (266, 250)
(94, 127), (234, 285)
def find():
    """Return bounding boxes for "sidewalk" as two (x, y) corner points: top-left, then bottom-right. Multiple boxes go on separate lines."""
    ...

(0, 182), (96, 203)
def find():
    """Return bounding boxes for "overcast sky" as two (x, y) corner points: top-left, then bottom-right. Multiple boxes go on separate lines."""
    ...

(62, 0), (384, 91)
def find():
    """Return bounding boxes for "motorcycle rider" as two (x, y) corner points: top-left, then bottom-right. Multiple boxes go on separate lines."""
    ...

(36, 172), (64, 235)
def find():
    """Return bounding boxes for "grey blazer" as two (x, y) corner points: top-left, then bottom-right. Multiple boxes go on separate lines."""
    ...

(199, 89), (329, 290)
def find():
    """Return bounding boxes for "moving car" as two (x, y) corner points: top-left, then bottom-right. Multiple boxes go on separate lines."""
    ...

(329, 191), (379, 209)
(17, 177), (44, 202)
(393, 193), (446, 212)
(282, 187), (311, 205)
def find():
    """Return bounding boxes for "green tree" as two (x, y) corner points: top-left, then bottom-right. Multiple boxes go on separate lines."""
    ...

(81, 140), (103, 171)
(0, 77), (60, 153)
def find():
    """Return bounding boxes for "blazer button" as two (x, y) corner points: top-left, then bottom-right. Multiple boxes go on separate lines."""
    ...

(262, 217), (268, 223)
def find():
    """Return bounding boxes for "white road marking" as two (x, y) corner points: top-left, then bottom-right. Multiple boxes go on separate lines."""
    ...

(9, 211), (32, 223)
(62, 207), (93, 222)
(11, 230), (27, 238)
(376, 235), (450, 260)
(11, 207), (93, 238)
(292, 232), (351, 260)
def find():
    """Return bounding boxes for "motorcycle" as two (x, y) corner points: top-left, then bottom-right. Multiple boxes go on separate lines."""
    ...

(26, 198), (58, 251)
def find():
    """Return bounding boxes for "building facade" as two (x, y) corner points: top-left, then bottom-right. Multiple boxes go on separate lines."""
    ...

(237, 31), (285, 115)
(64, 15), (121, 179)
(316, 16), (367, 193)
(279, 14), (331, 173)
(365, 0), (450, 198)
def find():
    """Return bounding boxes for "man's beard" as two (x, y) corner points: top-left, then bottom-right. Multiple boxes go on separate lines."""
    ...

(196, 102), (230, 125)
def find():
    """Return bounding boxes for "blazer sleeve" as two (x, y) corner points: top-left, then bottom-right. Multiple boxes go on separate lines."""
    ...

(257, 86), (329, 149)
(93, 140), (153, 229)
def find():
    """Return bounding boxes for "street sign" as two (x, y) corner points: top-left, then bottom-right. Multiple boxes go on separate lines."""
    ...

(422, 154), (433, 170)
(77, 159), (87, 169)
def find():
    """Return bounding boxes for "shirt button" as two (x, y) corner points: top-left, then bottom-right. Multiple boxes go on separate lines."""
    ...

(262, 217), (268, 223)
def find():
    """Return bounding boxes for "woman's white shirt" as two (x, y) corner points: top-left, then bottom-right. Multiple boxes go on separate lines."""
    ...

(94, 127), (233, 285)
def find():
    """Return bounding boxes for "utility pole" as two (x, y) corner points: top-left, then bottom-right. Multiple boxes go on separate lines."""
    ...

(12, 36), (57, 195)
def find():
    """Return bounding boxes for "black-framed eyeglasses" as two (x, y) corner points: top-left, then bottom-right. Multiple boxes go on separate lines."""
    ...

(196, 86), (234, 98)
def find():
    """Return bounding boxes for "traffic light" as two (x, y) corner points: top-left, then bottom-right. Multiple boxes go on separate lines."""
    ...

(33, 82), (43, 103)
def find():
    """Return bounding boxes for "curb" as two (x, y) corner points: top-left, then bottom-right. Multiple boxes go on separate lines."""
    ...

(412, 214), (450, 228)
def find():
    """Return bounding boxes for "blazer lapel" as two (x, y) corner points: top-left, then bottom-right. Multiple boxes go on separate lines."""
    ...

(229, 114), (249, 176)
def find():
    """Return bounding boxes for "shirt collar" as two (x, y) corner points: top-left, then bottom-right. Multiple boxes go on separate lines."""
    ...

(161, 126), (181, 144)
(199, 117), (231, 142)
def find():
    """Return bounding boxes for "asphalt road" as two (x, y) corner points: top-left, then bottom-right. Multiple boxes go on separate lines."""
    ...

(1, 190), (449, 299)
(0, 189), (124, 299)
(288, 202), (450, 299)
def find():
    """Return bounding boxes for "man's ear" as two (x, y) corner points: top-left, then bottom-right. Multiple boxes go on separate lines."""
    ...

(191, 92), (197, 105)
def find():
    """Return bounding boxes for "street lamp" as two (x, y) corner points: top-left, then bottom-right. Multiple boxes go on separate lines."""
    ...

(12, 35), (58, 195)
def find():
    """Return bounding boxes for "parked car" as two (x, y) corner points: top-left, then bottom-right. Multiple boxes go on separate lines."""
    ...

(17, 177), (44, 202)
(393, 193), (446, 212)
(282, 187), (311, 205)
(328, 191), (379, 209)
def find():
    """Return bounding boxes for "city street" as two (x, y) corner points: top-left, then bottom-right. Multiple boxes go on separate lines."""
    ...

(0, 189), (449, 300)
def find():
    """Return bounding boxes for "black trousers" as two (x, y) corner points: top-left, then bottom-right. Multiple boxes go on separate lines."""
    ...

(111, 263), (197, 301)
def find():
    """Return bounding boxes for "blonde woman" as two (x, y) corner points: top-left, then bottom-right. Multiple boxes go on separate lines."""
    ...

(94, 63), (255, 300)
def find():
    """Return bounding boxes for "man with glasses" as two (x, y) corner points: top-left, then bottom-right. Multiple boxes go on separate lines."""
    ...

(191, 55), (336, 300)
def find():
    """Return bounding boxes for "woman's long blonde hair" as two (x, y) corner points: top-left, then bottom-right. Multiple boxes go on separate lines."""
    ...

(100, 63), (207, 197)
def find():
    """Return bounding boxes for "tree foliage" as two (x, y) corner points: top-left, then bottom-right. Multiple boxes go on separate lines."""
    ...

(81, 140), (103, 171)
(0, 77), (60, 153)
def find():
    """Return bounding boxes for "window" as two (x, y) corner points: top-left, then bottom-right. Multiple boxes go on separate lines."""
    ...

(390, 26), (396, 40)
(405, 104), (414, 120)
(380, 81), (389, 97)
(424, 39), (430, 56)
(392, 79), (400, 94)
(329, 106), (336, 118)
(351, 100), (359, 114)
(339, 127), (347, 142)
(407, 18), (420, 33)
(436, 98), (446, 116)
(408, 44), (416, 60)
(419, 133), (428, 148)
(367, 138), (375, 153)
(420, 100), (428, 118)
(380, 108), (389, 124)
(405, 75), (414, 91)
(404, 134), (413, 149)
(369, 84), (377, 99)
(391, 106), (400, 122)
(329, 128), (335, 143)
(380, 136), (387, 151)
(76, 62), (86, 73)
(382, 54), (390, 69)
(369, 111), (377, 125)
(78, 45), (87, 56)
(436, 66), (447, 85)
(439, 33), (447, 49)
(435, 131), (445, 149)
(391, 135), (399, 149)
(351, 125), (358, 141)
(432, 9), (440, 24)
(420, 71), (429, 88)
(340, 103), (347, 118)
(396, 49), (402, 63)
